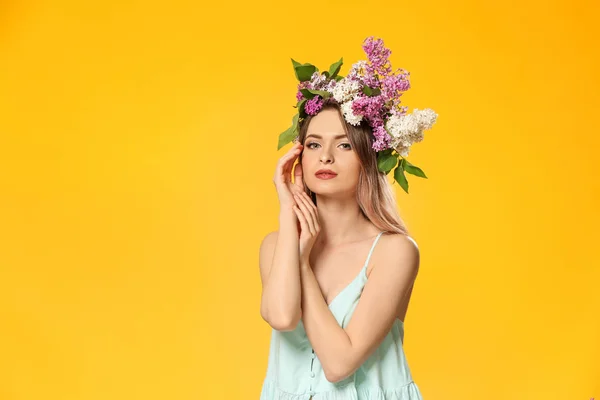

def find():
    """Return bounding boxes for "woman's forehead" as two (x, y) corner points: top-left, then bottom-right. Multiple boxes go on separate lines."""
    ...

(307, 110), (346, 136)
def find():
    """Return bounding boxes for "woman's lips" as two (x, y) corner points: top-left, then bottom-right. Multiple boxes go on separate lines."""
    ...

(315, 173), (338, 180)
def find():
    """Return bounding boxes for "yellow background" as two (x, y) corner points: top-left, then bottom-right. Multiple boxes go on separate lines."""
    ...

(1, 0), (599, 399)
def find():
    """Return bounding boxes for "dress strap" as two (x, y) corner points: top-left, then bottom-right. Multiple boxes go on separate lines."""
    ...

(362, 231), (385, 268)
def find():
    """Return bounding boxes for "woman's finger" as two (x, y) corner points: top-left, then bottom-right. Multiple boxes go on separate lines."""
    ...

(293, 162), (304, 188)
(280, 151), (300, 179)
(300, 192), (320, 230)
(294, 193), (316, 235)
(294, 194), (315, 235)
(293, 193), (315, 236)
(301, 191), (318, 213)
(276, 144), (302, 176)
(292, 204), (308, 234)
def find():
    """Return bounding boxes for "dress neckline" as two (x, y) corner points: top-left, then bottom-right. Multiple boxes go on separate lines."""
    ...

(325, 231), (385, 309)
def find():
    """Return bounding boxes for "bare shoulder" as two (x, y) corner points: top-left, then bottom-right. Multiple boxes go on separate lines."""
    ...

(261, 230), (279, 248)
(381, 232), (419, 253)
(373, 233), (420, 276)
(258, 230), (279, 284)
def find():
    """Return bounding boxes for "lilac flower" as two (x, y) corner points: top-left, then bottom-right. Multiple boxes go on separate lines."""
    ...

(351, 95), (393, 150)
(381, 71), (411, 104)
(296, 80), (311, 102)
(362, 36), (393, 87)
(308, 71), (328, 90)
(352, 95), (386, 122)
(363, 36), (392, 72)
(287, 36), (437, 156)
(325, 79), (338, 92)
(305, 96), (324, 115)
(346, 60), (369, 84)
(371, 124), (392, 152)
(391, 105), (410, 117)
(341, 101), (363, 125)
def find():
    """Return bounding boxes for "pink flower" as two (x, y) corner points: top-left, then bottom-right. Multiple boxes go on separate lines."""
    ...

(351, 95), (393, 151)
(352, 95), (386, 122)
(296, 81), (311, 102)
(305, 96), (324, 115)
(362, 36), (393, 86)
(371, 124), (392, 152)
(381, 72), (411, 103)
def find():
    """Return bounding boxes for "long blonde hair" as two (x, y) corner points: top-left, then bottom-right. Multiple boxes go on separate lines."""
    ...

(297, 101), (410, 236)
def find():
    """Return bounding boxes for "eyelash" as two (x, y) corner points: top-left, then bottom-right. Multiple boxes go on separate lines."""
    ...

(305, 141), (352, 150)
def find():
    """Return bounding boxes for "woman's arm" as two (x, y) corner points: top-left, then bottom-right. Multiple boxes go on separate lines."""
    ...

(259, 207), (302, 331)
(299, 234), (420, 383)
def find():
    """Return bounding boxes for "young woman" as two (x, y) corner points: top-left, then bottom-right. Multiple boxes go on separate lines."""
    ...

(258, 101), (425, 399)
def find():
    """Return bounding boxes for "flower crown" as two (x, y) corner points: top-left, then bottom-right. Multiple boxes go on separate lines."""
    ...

(278, 36), (438, 193)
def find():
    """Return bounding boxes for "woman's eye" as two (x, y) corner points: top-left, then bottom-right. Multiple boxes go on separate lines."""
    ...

(305, 142), (352, 150)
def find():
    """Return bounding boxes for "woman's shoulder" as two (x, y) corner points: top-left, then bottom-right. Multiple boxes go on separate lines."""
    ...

(379, 232), (419, 256)
(260, 230), (279, 253)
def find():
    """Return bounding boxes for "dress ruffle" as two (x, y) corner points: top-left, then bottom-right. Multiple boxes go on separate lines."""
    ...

(260, 378), (423, 400)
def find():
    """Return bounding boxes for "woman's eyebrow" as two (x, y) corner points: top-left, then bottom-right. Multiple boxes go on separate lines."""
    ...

(305, 134), (348, 140)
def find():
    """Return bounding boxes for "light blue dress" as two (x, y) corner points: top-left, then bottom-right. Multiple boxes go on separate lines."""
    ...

(260, 231), (424, 399)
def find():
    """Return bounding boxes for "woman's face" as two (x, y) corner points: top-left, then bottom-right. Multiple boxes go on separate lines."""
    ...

(301, 108), (362, 198)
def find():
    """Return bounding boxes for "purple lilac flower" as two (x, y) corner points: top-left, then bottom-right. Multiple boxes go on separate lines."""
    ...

(381, 71), (411, 104)
(362, 36), (393, 87)
(305, 96), (324, 115)
(391, 105), (410, 117)
(296, 81), (311, 102)
(352, 95), (386, 122)
(371, 124), (392, 151)
(351, 95), (393, 151)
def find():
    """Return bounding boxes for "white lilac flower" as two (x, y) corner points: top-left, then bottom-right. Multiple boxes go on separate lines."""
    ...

(385, 108), (438, 154)
(325, 79), (338, 92)
(395, 142), (411, 157)
(347, 60), (369, 81)
(341, 101), (363, 126)
(309, 71), (328, 90)
(331, 78), (362, 103)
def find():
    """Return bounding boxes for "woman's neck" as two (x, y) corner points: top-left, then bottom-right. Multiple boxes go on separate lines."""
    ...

(313, 195), (378, 246)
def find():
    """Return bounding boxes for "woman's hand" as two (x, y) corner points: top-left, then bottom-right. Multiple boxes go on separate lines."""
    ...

(292, 191), (320, 265)
(273, 142), (306, 210)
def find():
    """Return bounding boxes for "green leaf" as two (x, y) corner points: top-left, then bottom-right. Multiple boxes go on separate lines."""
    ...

(292, 112), (299, 132)
(291, 58), (317, 82)
(307, 89), (331, 99)
(278, 125), (294, 150)
(334, 75), (344, 82)
(277, 113), (300, 150)
(300, 89), (332, 102)
(328, 57), (343, 78)
(300, 88), (316, 100)
(403, 159), (428, 178)
(300, 89), (331, 100)
(298, 99), (307, 119)
(362, 86), (382, 97)
(377, 151), (398, 174)
(322, 71), (330, 78)
(393, 160), (409, 193)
